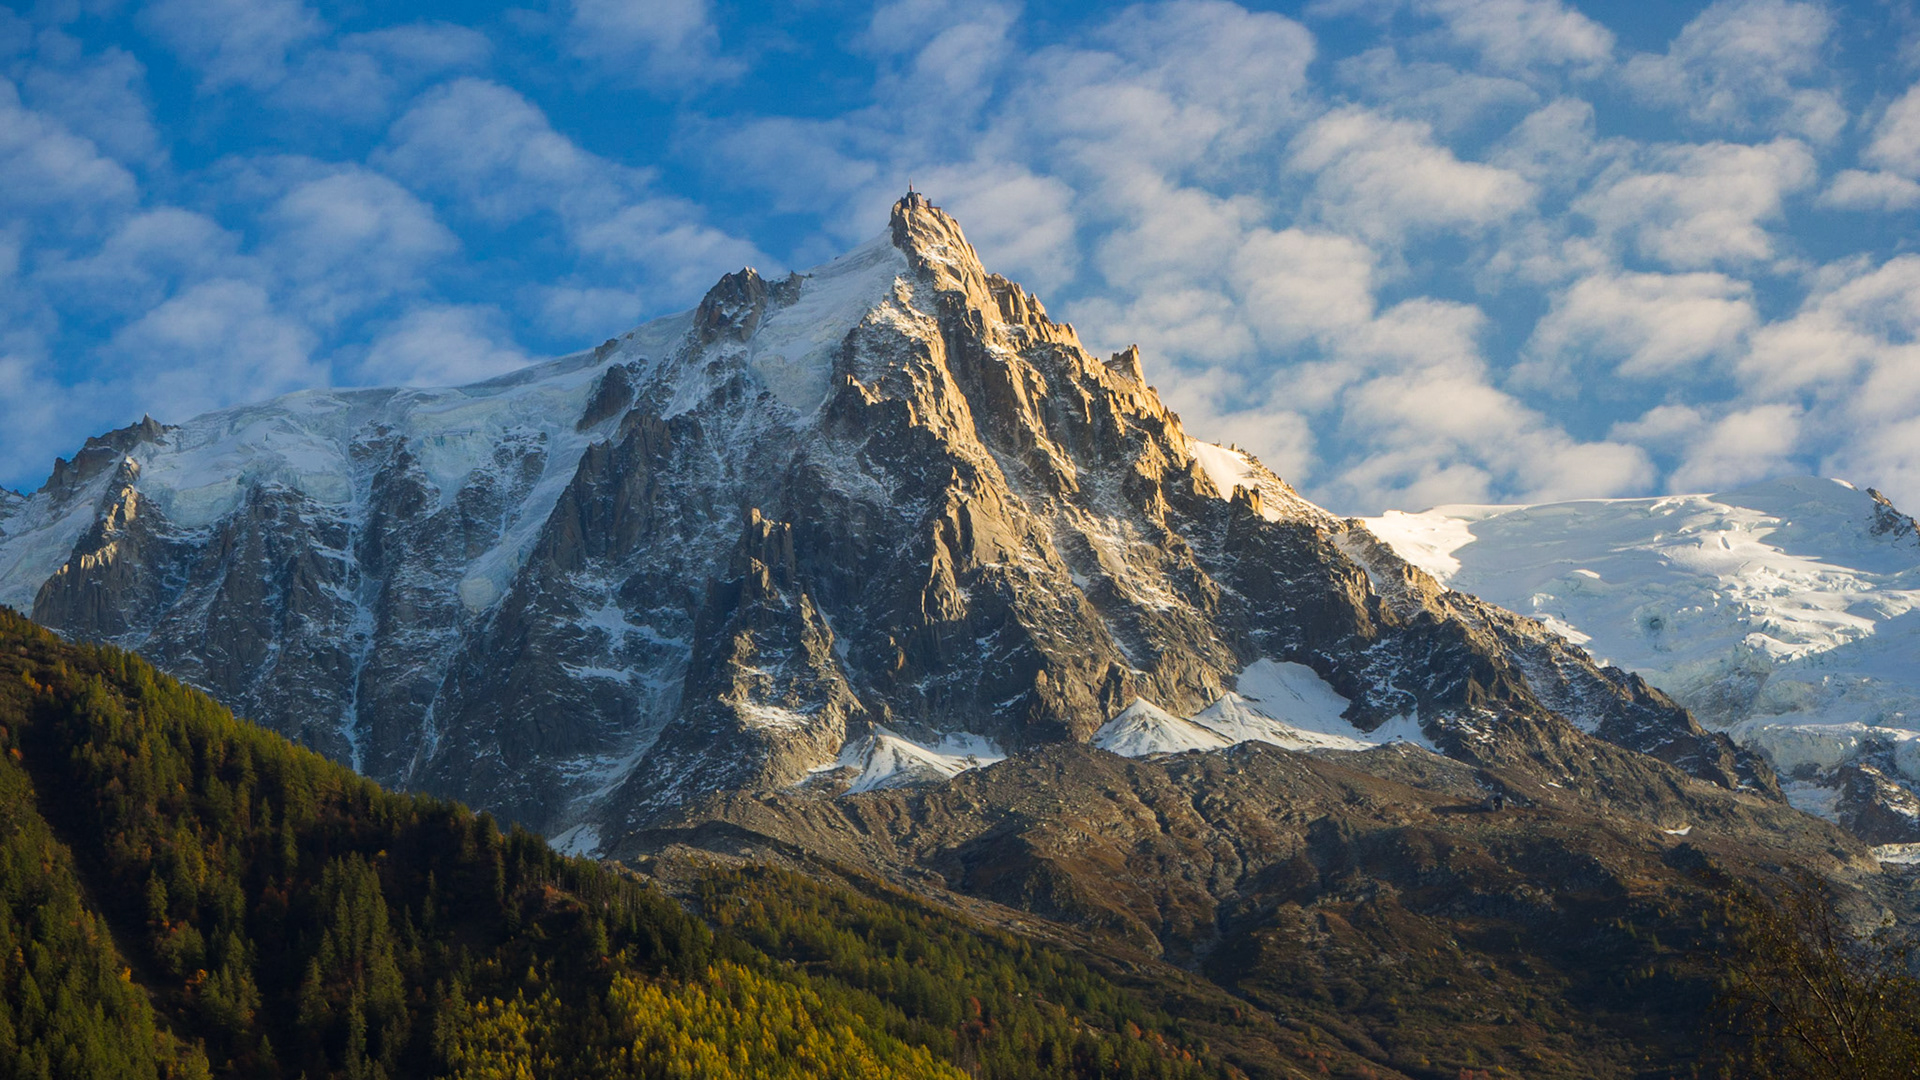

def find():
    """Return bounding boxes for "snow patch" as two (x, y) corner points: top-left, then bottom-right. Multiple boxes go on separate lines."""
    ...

(838, 727), (1005, 793)
(0, 466), (122, 611)
(1872, 843), (1920, 865)
(1188, 692), (1373, 752)
(746, 234), (909, 414)
(1360, 508), (1489, 584)
(1234, 659), (1437, 752)
(1091, 669), (1436, 760)
(548, 823), (602, 858)
(1782, 780), (1842, 822)
(1188, 441), (1256, 500)
(1091, 698), (1231, 757)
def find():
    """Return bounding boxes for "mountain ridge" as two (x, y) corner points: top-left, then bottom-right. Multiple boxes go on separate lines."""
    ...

(1, 193), (1767, 846)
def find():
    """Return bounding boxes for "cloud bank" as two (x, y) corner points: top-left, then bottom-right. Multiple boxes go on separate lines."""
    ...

(0, 0), (1918, 516)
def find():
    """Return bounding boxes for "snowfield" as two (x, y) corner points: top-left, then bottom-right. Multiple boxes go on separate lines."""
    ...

(1092, 660), (1433, 758)
(1363, 477), (1920, 803)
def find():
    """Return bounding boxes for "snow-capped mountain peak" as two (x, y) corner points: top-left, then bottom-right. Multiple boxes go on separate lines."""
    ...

(1, 193), (1771, 846)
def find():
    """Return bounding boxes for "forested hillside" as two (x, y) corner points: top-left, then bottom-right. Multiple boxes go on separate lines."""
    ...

(0, 608), (1230, 1080)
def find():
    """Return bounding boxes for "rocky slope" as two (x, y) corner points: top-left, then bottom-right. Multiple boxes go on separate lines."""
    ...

(1, 193), (1767, 846)
(629, 729), (1898, 1078)
(1364, 479), (1920, 841)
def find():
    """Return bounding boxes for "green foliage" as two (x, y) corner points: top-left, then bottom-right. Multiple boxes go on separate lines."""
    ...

(0, 608), (1234, 1079)
(695, 867), (1225, 1080)
(1708, 874), (1920, 1079)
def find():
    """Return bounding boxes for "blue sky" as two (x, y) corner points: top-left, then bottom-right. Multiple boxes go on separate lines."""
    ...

(2, 0), (1918, 514)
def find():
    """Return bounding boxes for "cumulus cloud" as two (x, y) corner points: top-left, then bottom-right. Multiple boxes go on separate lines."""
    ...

(1526, 271), (1756, 382)
(863, 0), (1019, 106)
(1289, 107), (1534, 241)
(0, 79), (137, 221)
(561, 0), (743, 89)
(1666, 404), (1804, 491)
(17, 34), (161, 163)
(1229, 228), (1377, 348)
(1865, 84), (1920, 179)
(378, 78), (629, 225)
(36, 208), (244, 315)
(1741, 256), (1920, 405)
(1334, 49), (1538, 137)
(1326, 300), (1653, 509)
(1415, 0), (1614, 75)
(1489, 97), (1620, 196)
(1817, 170), (1920, 212)
(1576, 139), (1815, 269)
(914, 162), (1080, 293)
(1623, 0), (1844, 142)
(260, 167), (459, 323)
(361, 305), (529, 387)
(106, 279), (323, 420)
(271, 23), (491, 123)
(12, 0), (1920, 513)
(137, 0), (324, 91)
(377, 78), (761, 302)
(0, 352), (64, 487)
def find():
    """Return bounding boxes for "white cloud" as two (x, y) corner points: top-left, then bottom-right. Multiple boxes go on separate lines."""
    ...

(379, 78), (760, 306)
(1334, 49), (1538, 137)
(1289, 107), (1534, 241)
(1080, 286), (1256, 369)
(1818, 170), (1920, 212)
(1622, 0), (1844, 142)
(18, 34), (161, 163)
(1091, 181), (1259, 294)
(1415, 0), (1614, 75)
(137, 0), (324, 91)
(1865, 83), (1920, 179)
(271, 23), (492, 122)
(1741, 256), (1920, 404)
(915, 162), (1080, 293)
(1825, 416), (1920, 511)
(864, 0), (1018, 106)
(982, 1), (1315, 194)
(36, 208), (243, 314)
(1491, 97), (1619, 191)
(1229, 228), (1376, 348)
(1330, 298), (1655, 508)
(1526, 271), (1756, 381)
(561, 0), (743, 89)
(379, 78), (629, 225)
(260, 167), (459, 323)
(1576, 139), (1815, 269)
(361, 305), (529, 387)
(0, 79), (137, 222)
(107, 279), (323, 420)
(534, 285), (645, 340)
(0, 352), (64, 490)
(573, 200), (770, 294)
(1666, 404), (1803, 491)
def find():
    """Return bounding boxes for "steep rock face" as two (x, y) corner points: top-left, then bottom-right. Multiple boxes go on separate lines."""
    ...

(1, 194), (1766, 839)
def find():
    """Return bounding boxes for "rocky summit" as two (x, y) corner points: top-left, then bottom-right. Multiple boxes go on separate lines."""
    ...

(1, 194), (1772, 850)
